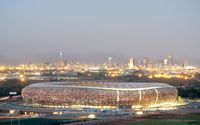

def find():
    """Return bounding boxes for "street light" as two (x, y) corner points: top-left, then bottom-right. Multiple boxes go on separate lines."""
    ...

(9, 91), (20, 125)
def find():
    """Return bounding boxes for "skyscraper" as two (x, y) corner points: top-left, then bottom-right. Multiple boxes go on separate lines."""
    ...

(128, 58), (134, 69)
(59, 50), (63, 65)
(108, 57), (112, 65)
(142, 57), (149, 67)
(167, 55), (173, 66)
(164, 59), (168, 66)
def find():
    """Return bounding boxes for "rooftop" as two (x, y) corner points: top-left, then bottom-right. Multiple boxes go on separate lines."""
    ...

(25, 81), (175, 91)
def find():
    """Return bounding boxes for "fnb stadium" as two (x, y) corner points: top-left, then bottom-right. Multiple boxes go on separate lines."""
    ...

(21, 82), (178, 110)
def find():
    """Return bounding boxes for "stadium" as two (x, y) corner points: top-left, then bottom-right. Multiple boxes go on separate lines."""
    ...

(22, 82), (178, 110)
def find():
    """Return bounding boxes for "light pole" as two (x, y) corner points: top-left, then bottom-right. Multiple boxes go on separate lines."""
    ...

(9, 91), (17, 125)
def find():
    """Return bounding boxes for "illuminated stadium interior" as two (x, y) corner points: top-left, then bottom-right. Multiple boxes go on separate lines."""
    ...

(22, 82), (178, 110)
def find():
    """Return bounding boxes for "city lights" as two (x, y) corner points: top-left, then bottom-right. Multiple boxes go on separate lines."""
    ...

(0, 55), (198, 82)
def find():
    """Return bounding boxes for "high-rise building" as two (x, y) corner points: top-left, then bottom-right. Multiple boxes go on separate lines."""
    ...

(128, 58), (134, 69)
(108, 57), (112, 65)
(163, 59), (168, 66)
(59, 50), (63, 61)
(59, 50), (63, 65)
(138, 59), (142, 66)
(142, 57), (149, 67)
(167, 55), (173, 66)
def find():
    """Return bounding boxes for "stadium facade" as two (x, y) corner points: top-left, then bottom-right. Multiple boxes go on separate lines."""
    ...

(22, 82), (178, 109)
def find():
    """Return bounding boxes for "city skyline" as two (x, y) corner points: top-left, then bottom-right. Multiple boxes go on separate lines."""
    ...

(1, 0), (200, 64)
(0, 52), (196, 67)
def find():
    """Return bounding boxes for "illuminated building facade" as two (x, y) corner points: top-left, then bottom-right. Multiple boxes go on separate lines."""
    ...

(22, 82), (178, 109)
(128, 58), (134, 69)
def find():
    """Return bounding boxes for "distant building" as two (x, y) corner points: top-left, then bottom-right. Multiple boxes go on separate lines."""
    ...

(108, 57), (112, 65)
(142, 57), (149, 67)
(59, 50), (63, 65)
(128, 58), (135, 69)
(167, 55), (173, 66)
(164, 59), (168, 66)
(138, 59), (142, 66)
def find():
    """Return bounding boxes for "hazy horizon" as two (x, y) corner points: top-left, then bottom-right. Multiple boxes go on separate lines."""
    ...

(0, 0), (200, 65)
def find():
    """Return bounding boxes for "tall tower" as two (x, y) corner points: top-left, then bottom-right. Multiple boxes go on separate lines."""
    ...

(59, 50), (63, 65)
(128, 58), (134, 69)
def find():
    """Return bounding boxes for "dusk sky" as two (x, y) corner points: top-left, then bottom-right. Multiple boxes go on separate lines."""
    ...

(0, 0), (200, 65)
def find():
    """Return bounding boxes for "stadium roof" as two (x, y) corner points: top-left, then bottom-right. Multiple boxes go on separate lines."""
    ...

(26, 81), (175, 91)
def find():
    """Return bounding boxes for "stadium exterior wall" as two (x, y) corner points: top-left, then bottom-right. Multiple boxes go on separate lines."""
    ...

(21, 82), (178, 109)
